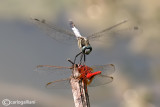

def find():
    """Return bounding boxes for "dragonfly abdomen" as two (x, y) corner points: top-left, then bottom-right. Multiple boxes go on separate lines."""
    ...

(86, 71), (101, 79)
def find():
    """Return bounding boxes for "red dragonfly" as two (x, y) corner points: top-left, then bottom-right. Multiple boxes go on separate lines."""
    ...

(36, 64), (115, 88)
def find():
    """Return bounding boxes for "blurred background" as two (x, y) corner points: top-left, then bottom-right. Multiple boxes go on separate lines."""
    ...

(0, 0), (160, 107)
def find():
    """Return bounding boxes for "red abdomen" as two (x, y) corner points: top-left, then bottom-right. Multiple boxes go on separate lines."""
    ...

(86, 71), (101, 79)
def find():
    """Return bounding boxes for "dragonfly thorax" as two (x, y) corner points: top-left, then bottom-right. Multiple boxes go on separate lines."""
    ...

(77, 37), (92, 55)
(78, 65), (92, 79)
(78, 65), (101, 85)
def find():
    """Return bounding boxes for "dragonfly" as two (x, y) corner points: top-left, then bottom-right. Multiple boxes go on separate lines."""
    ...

(32, 18), (139, 64)
(35, 63), (115, 89)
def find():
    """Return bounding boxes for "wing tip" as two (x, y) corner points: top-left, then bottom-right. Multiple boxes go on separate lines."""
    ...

(30, 17), (46, 23)
(45, 82), (52, 88)
(111, 76), (113, 79)
(123, 18), (128, 22)
(110, 64), (114, 66)
(110, 64), (116, 71)
(37, 65), (43, 68)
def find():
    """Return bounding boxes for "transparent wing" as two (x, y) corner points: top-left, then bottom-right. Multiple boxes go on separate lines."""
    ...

(35, 65), (72, 72)
(35, 65), (72, 79)
(32, 18), (77, 44)
(91, 64), (115, 75)
(46, 78), (71, 89)
(87, 19), (128, 40)
(87, 20), (142, 41)
(88, 75), (113, 87)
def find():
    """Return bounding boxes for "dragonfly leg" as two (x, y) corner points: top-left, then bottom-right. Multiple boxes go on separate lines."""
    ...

(74, 52), (83, 64)
(67, 59), (75, 66)
(84, 54), (86, 65)
(79, 53), (84, 65)
(81, 54), (86, 65)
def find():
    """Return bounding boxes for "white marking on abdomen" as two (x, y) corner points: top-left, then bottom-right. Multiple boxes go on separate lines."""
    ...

(72, 27), (82, 37)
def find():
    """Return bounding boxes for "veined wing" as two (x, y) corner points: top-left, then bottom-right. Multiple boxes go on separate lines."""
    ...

(87, 19), (128, 40)
(35, 65), (72, 72)
(88, 75), (113, 87)
(32, 18), (77, 44)
(91, 64), (115, 76)
(87, 19), (142, 42)
(46, 78), (71, 89)
(35, 65), (72, 79)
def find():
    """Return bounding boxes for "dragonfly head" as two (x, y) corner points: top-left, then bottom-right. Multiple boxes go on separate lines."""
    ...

(82, 45), (92, 55)
(77, 37), (92, 54)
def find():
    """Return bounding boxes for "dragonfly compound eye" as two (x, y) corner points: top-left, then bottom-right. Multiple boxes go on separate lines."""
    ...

(82, 46), (92, 55)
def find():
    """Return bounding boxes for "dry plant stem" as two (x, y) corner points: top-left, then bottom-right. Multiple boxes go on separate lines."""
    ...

(70, 64), (90, 107)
